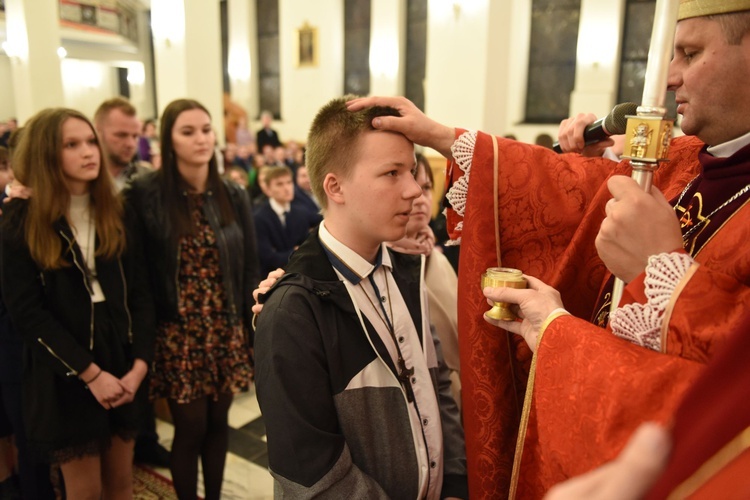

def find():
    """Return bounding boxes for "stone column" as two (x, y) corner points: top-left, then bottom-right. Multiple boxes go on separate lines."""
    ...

(4, 0), (65, 122)
(151, 0), (225, 142)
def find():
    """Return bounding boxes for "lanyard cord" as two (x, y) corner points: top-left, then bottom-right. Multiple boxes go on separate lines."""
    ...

(360, 271), (415, 402)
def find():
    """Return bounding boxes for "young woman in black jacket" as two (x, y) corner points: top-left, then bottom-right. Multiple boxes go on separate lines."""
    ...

(125, 99), (259, 500)
(0, 108), (154, 498)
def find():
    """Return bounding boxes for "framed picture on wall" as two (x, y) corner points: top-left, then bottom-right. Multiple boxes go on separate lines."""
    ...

(296, 22), (318, 67)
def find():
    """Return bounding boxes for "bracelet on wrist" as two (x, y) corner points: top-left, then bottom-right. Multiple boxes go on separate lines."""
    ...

(84, 369), (102, 385)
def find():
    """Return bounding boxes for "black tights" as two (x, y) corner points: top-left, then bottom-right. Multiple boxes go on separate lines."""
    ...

(168, 394), (233, 500)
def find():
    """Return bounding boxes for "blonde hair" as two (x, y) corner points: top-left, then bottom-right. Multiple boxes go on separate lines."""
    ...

(93, 97), (137, 130)
(13, 108), (124, 269)
(305, 95), (401, 210)
(263, 165), (293, 187)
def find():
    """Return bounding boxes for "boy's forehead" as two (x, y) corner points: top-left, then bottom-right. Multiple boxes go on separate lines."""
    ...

(270, 173), (292, 183)
(321, 129), (412, 179)
(357, 128), (414, 150)
(351, 152), (416, 172)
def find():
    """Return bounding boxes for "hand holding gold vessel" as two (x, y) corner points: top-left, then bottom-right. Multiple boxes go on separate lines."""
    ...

(481, 268), (527, 321)
(482, 273), (566, 352)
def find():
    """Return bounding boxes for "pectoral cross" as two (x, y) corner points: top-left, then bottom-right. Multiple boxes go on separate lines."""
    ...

(397, 358), (415, 403)
(680, 202), (694, 229)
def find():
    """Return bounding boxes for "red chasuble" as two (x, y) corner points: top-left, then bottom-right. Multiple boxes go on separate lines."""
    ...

(646, 311), (750, 499)
(446, 132), (750, 498)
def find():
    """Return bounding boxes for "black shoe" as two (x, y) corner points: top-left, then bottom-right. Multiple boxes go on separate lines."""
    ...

(134, 441), (171, 468)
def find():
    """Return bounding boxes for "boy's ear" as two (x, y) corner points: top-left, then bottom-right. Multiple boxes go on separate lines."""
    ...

(323, 172), (345, 206)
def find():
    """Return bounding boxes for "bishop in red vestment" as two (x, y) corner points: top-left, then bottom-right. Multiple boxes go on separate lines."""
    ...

(347, 2), (750, 495)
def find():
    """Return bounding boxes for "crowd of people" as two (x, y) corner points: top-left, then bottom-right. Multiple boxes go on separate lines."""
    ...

(0, 97), (321, 499)
(2, 1), (750, 499)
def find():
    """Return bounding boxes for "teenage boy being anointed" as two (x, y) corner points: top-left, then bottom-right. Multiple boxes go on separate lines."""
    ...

(254, 96), (467, 499)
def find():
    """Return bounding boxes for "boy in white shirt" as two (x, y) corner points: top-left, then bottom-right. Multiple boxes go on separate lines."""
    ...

(254, 96), (466, 499)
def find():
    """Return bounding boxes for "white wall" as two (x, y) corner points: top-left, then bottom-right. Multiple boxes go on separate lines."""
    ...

(0, 57), (118, 124)
(151, 0), (225, 143)
(0, 56), (16, 120)
(274, 0), (344, 143)
(424, 0), (490, 132)
(0, 11), (151, 125)
(423, 0), (630, 145)
(61, 59), (119, 119)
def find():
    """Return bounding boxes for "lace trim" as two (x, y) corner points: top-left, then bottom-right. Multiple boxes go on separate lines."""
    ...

(445, 131), (477, 227)
(610, 252), (694, 351)
(45, 427), (137, 464)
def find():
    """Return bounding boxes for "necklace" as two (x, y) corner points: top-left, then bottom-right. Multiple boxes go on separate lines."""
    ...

(673, 174), (700, 210)
(673, 174), (750, 241)
(72, 200), (97, 275)
(360, 272), (415, 403)
(81, 207), (99, 290)
(87, 209), (95, 267)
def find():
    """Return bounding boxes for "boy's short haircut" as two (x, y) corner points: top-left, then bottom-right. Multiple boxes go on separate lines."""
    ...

(226, 165), (248, 178)
(263, 165), (293, 187)
(93, 97), (137, 129)
(306, 95), (401, 211)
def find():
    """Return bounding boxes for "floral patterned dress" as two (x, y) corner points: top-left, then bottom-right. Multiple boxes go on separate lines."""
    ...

(150, 194), (252, 403)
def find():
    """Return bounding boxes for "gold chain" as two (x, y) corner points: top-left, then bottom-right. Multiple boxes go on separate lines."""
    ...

(674, 174), (750, 241)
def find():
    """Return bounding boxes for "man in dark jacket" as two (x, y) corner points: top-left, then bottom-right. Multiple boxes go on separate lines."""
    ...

(292, 164), (321, 215)
(93, 98), (151, 192)
(256, 110), (281, 153)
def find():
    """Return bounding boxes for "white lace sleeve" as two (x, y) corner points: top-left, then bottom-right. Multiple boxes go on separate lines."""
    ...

(444, 130), (477, 244)
(610, 252), (695, 351)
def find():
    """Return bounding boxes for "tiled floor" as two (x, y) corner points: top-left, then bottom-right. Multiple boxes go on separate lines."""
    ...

(151, 386), (274, 499)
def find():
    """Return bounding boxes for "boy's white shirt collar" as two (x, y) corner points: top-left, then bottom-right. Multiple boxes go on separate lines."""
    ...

(318, 221), (392, 283)
(269, 198), (291, 217)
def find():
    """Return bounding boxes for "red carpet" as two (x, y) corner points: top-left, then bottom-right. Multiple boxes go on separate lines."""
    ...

(134, 465), (180, 499)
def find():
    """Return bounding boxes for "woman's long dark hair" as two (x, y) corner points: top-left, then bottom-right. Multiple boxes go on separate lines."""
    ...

(159, 99), (235, 236)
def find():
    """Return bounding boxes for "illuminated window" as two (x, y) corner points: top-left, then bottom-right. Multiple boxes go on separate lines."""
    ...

(344, 0), (371, 95)
(405, 0), (427, 111)
(525, 0), (581, 123)
(256, 0), (280, 119)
